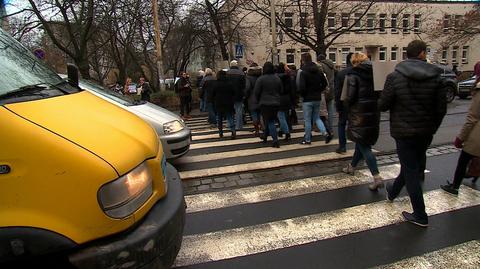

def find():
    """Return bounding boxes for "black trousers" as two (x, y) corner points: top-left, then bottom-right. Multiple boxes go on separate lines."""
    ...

(453, 150), (476, 188)
(390, 136), (433, 222)
(180, 96), (191, 116)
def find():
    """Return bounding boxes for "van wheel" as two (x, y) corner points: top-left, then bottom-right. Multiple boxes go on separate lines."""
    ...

(446, 86), (456, 103)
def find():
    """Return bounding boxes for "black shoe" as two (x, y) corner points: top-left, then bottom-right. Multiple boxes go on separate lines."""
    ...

(335, 147), (347, 154)
(285, 133), (291, 142)
(385, 183), (395, 202)
(473, 177), (478, 183)
(278, 131), (284, 138)
(325, 133), (333, 144)
(272, 141), (280, 148)
(231, 133), (236, 140)
(299, 140), (311, 145)
(441, 182), (458, 195)
(402, 211), (428, 227)
(260, 134), (267, 143)
(219, 132), (223, 138)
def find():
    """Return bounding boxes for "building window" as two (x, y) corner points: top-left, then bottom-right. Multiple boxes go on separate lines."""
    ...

(379, 14), (386, 33)
(341, 13), (349, 29)
(391, 47), (398, 61)
(284, 12), (293, 28)
(355, 47), (363, 53)
(402, 47), (407, 60)
(379, 47), (386, 61)
(454, 15), (462, 30)
(403, 14), (410, 33)
(328, 48), (336, 64)
(342, 48), (351, 64)
(414, 14), (421, 33)
(354, 13), (361, 30)
(367, 14), (375, 33)
(300, 13), (307, 33)
(391, 14), (398, 33)
(452, 46), (458, 63)
(442, 48), (448, 63)
(286, 49), (295, 65)
(328, 13), (336, 31)
(462, 46), (469, 64)
(443, 15), (450, 33)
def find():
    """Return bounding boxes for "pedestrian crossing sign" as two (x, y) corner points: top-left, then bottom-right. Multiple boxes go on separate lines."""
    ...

(235, 44), (243, 58)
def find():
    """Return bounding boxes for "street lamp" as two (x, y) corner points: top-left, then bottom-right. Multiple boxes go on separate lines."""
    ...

(151, 0), (165, 91)
(270, 0), (278, 65)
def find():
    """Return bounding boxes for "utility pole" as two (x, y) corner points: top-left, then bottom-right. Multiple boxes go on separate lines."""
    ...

(270, 0), (278, 65)
(151, 0), (165, 91)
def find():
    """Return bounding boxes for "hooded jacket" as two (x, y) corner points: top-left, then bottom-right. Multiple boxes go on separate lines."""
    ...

(227, 66), (246, 102)
(345, 61), (380, 145)
(254, 74), (282, 107)
(212, 76), (235, 113)
(277, 73), (295, 111)
(378, 59), (447, 139)
(245, 67), (262, 111)
(298, 62), (328, 102)
(319, 59), (336, 102)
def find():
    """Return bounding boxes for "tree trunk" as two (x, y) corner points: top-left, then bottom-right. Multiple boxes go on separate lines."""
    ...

(205, 0), (229, 61)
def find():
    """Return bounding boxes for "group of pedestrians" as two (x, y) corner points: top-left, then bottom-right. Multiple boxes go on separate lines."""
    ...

(190, 39), (479, 228)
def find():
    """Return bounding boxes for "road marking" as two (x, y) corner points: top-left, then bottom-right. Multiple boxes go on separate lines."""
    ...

(179, 149), (354, 179)
(190, 131), (323, 149)
(191, 125), (304, 141)
(174, 186), (480, 267)
(374, 240), (480, 269)
(178, 139), (342, 164)
(185, 164), (403, 213)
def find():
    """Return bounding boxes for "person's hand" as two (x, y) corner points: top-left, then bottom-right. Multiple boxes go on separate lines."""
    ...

(454, 137), (463, 148)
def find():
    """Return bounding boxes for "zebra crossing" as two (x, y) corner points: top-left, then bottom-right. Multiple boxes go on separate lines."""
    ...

(173, 113), (480, 269)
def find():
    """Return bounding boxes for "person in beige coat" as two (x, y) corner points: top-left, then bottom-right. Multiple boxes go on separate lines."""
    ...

(441, 61), (480, 195)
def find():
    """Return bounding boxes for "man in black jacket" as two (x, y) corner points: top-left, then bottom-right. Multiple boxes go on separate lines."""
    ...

(379, 40), (447, 227)
(334, 52), (353, 154)
(227, 60), (246, 130)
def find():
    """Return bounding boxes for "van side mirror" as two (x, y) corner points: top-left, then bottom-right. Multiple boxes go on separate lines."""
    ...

(67, 64), (79, 88)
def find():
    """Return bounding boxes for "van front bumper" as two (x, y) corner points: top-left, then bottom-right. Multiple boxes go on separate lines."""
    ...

(68, 163), (186, 269)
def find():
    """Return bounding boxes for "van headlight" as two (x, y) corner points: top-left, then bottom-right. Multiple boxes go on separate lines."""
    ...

(163, 120), (184, 134)
(98, 162), (153, 218)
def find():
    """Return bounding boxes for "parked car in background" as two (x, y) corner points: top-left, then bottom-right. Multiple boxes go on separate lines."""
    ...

(435, 64), (459, 103)
(457, 75), (476, 99)
(0, 28), (185, 268)
(61, 76), (191, 160)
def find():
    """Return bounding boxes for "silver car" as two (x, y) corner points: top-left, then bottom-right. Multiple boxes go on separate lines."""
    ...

(77, 79), (191, 159)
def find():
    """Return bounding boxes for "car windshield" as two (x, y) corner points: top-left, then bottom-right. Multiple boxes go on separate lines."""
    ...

(0, 29), (64, 97)
(79, 79), (144, 107)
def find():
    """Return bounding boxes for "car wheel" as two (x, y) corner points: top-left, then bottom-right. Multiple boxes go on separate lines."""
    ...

(446, 86), (456, 103)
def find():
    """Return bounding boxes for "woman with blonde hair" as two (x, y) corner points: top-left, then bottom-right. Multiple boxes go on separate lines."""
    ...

(342, 52), (383, 191)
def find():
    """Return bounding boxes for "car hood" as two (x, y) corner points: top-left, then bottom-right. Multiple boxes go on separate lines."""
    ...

(129, 102), (181, 124)
(5, 91), (159, 176)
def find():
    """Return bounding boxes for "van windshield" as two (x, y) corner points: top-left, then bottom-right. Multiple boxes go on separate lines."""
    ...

(0, 29), (66, 98)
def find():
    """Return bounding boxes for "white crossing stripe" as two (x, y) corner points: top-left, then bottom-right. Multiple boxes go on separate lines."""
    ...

(178, 139), (342, 164)
(192, 125), (304, 141)
(174, 186), (480, 267)
(185, 164), (403, 213)
(179, 149), (354, 179)
(374, 240), (480, 269)
(190, 131), (321, 149)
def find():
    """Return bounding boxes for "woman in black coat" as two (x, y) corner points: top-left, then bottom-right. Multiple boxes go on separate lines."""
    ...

(254, 62), (282, 148)
(342, 52), (382, 191)
(276, 63), (294, 141)
(211, 70), (236, 139)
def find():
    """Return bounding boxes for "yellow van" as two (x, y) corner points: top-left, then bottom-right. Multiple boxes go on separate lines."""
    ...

(0, 29), (185, 268)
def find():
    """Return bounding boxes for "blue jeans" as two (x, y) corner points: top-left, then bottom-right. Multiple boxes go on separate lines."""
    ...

(266, 119), (278, 141)
(302, 101), (326, 142)
(200, 98), (206, 112)
(234, 102), (244, 130)
(217, 112), (235, 133)
(277, 111), (290, 134)
(338, 111), (347, 150)
(207, 102), (216, 124)
(351, 143), (379, 176)
(390, 136), (433, 222)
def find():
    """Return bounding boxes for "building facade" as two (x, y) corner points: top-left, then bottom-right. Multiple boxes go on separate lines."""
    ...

(238, 1), (479, 71)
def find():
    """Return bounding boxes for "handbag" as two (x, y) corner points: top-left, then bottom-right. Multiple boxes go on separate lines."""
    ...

(466, 157), (480, 177)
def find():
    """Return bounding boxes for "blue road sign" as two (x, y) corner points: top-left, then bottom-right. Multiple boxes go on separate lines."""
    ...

(33, 48), (45, 60)
(235, 44), (243, 59)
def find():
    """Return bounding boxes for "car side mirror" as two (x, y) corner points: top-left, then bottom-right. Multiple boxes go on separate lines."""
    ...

(67, 64), (79, 88)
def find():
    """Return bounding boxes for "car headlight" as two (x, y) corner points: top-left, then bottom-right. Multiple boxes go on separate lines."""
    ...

(163, 120), (184, 134)
(98, 162), (153, 218)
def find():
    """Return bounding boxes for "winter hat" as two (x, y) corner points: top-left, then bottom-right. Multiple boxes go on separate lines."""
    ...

(230, 60), (238, 67)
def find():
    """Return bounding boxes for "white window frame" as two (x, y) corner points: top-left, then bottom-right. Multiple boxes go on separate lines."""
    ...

(402, 47), (407, 60)
(354, 13), (361, 31)
(403, 14), (410, 34)
(341, 48), (351, 64)
(443, 15), (450, 33)
(379, 14), (386, 33)
(391, 47), (398, 61)
(367, 14), (375, 33)
(341, 13), (349, 29)
(328, 13), (336, 31)
(462, 46), (469, 64)
(379, 47), (387, 62)
(300, 12), (308, 33)
(441, 48), (448, 63)
(284, 12), (293, 29)
(328, 48), (337, 64)
(414, 14), (421, 33)
(391, 14), (398, 33)
(452, 46), (458, 64)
